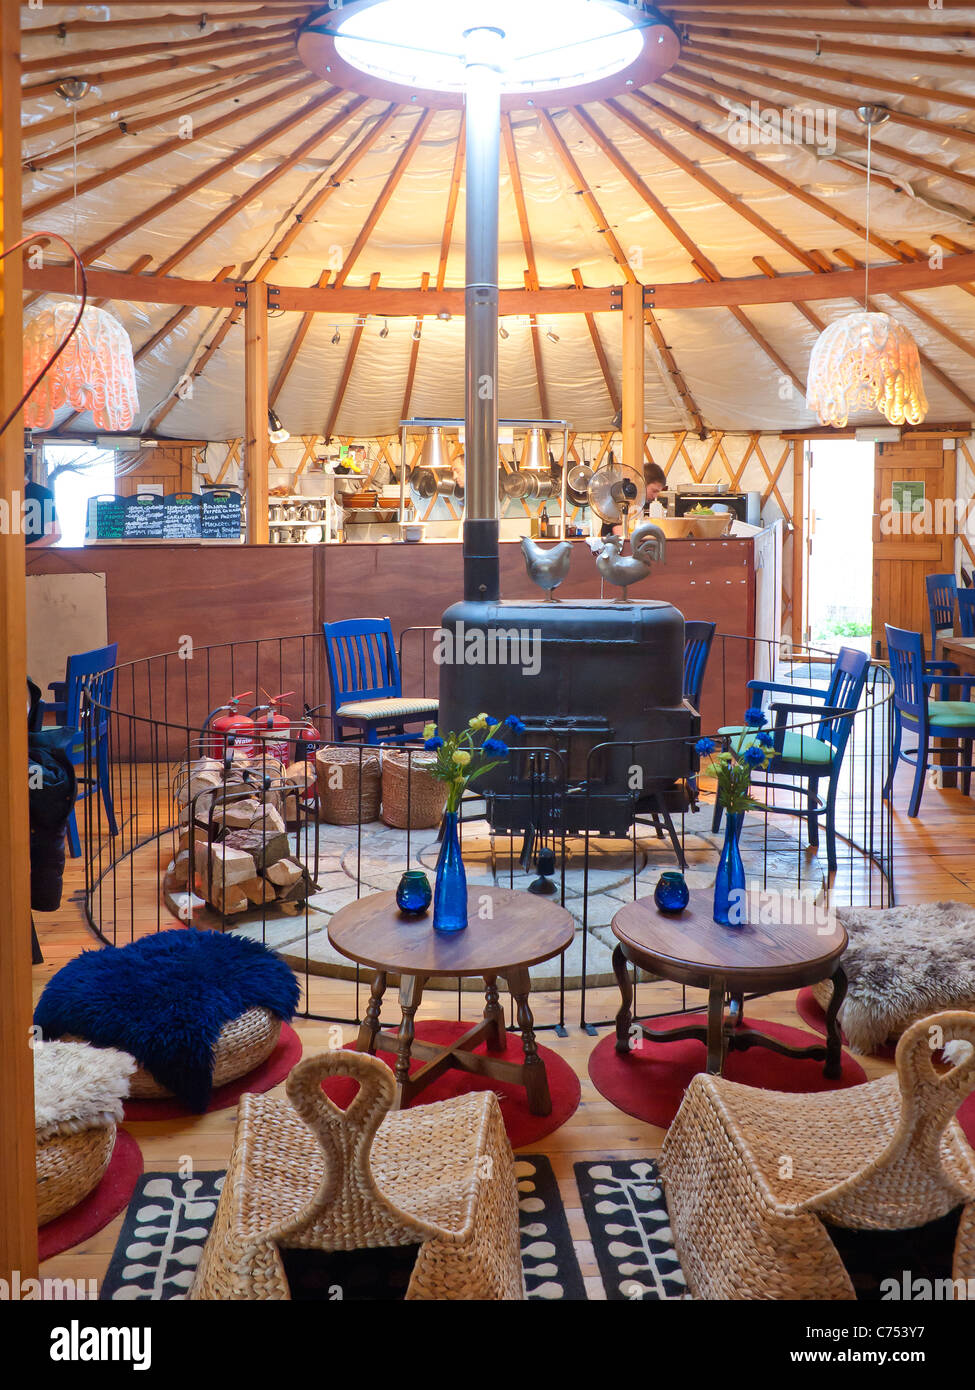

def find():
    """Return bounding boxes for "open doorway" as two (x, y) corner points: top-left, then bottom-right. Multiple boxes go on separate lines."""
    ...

(43, 443), (117, 547)
(806, 439), (874, 655)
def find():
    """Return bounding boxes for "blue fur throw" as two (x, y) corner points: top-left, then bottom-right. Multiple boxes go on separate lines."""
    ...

(34, 929), (300, 1112)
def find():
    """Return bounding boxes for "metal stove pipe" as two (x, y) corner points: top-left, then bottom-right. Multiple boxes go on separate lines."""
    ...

(463, 28), (502, 603)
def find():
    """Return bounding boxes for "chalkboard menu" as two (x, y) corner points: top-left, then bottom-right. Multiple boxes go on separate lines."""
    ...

(88, 495), (128, 540)
(86, 490), (242, 542)
(162, 492), (203, 539)
(123, 494), (165, 539)
(200, 489), (242, 540)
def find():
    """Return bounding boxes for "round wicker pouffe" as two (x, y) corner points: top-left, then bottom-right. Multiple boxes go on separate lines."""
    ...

(127, 1006), (281, 1100)
(37, 1122), (117, 1226)
(33, 1040), (134, 1227)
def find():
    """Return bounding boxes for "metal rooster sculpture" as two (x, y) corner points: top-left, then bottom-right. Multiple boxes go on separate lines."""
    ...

(587, 522), (667, 602)
(520, 536), (573, 600)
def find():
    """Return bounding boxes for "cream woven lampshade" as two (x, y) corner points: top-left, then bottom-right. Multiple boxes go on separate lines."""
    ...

(23, 302), (139, 430)
(805, 310), (928, 429)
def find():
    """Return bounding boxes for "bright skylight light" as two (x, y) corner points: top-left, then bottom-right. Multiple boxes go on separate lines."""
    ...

(332, 0), (647, 95)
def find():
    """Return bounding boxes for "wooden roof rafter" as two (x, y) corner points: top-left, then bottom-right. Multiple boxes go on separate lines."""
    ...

(22, 5), (317, 40)
(679, 35), (975, 117)
(401, 271), (431, 421)
(537, 107), (707, 434)
(569, 102), (806, 400)
(571, 266), (620, 418)
(671, 50), (975, 150)
(270, 270), (332, 409)
(679, 24), (975, 72)
(25, 71), (323, 217)
(654, 68), (975, 200)
(323, 272), (381, 440)
(23, 59), (309, 174)
(503, 114), (550, 419)
(22, 30), (300, 100)
(20, 16), (302, 78)
(663, 9), (975, 38)
(144, 105), (400, 432)
(436, 113), (465, 293)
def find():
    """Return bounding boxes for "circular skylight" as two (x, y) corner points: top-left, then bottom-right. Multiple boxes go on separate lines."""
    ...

(328, 0), (650, 95)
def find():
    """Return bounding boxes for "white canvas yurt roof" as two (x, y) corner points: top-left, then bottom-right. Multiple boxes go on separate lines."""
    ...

(21, 2), (975, 439)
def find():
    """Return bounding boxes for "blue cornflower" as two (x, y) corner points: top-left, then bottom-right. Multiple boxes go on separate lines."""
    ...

(483, 737), (509, 756)
(744, 706), (767, 727)
(743, 744), (767, 767)
(504, 715), (527, 734)
(424, 735), (444, 751)
(755, 730), (775, 749)
(695, 737), (716, 755)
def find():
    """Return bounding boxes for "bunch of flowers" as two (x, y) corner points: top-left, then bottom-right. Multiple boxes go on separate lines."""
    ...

(695, 707), (777, 814)
(423, 713), (526, 814)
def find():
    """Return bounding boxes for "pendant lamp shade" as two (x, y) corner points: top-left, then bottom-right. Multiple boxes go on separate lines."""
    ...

(805, 311), (928, 429)
(23, 303), (139, 430)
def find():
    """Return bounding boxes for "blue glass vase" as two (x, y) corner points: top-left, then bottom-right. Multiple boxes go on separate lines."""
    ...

(433, 810), (468, 933)
(396, 870), (431, 916)
(654, 871), (689, 914)
(713, 811), (746, 927)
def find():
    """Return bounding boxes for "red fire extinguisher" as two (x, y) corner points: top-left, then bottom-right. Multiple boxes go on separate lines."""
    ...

(294, 704), (324, 763)
(249, 692), (295, 764)
(202, 692), (256, 759)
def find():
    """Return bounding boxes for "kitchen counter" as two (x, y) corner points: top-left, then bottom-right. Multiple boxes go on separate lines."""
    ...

(26, 529), (782, 739)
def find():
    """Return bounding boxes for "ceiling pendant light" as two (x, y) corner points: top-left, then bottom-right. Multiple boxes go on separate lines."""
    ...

(806, 106), (927, 429)
(23, 75), (139, 431)
(22, 303), (139, 431)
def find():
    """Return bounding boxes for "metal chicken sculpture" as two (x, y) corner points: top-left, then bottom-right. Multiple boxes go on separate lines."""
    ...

(520, 536), (573, 600)
(587, 522), (667, 602)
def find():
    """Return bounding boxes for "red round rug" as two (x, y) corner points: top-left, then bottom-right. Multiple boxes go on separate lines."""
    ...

(39, 1128), (143, 1262)
(122, 1021), (303, 1120)
(323, 1019), (581, 1148)
(795, 987), (897, 1059)
(588, 1011), (867, 1131)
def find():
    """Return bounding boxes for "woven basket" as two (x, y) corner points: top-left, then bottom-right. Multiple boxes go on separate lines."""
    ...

(36, 1121), (116, 1226)
(127, 1007), (281, 1100)
(315, 746), (381, 825)
(381, 750), (447, 830)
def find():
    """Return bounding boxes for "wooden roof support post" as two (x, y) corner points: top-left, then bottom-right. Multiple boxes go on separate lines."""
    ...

(0, 0), (39, 1283)
(245, 282), (270, 545)
(621, 280), (645, 481)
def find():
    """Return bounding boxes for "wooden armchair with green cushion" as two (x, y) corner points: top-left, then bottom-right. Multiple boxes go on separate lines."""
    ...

(714, 646), (869, 872)
(884, 624), (975, 817)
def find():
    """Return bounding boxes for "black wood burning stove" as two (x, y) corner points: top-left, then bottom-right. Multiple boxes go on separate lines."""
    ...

(437, 595), (699, 836)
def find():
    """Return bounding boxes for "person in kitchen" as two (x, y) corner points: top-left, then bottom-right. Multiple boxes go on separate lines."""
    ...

(600, 461), (667, 538)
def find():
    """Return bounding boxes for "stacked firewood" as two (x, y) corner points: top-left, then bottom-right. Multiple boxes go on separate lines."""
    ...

(170, 756), (319, 917)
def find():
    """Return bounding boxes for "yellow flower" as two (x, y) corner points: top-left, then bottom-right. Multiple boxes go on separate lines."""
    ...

(469, 713), (488, 731)
(453, 750), (471, 768)
(423, 722), (436, 740)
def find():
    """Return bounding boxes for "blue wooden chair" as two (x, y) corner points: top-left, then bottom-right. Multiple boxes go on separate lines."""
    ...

(926, 573), (957, 658)
(322, 617), (438, 745)
(958, 588), (975, 639)
(883, 624), (975, 817)
(47, 644), (119, 858)
(683, 621), (716, 809)
(715, 646), (870, 872)
(683, 621), (716, 712)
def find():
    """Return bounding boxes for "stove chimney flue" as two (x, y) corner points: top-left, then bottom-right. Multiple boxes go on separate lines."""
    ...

(463, 27), (502, 603)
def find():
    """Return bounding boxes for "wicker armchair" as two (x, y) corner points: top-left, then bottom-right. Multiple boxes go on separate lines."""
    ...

(659, 1011), (975, 1300)
(191, 1049), (525, 1301)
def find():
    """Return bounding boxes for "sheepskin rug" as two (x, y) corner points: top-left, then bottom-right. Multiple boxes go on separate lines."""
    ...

(34, 1041), (135, 1142)
(811, 901), (975, 1054)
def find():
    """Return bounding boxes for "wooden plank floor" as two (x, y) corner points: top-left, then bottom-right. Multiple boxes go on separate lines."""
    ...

(32, 762), (975, 1297)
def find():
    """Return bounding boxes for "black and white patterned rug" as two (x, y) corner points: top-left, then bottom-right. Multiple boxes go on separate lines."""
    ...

(100, 1155), (587, 1301)
(574, 1159), (689, 1300)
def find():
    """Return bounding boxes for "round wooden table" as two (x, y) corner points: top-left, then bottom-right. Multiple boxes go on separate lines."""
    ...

(327, 886), (574, 1115)
(611, 889), (849, 1079)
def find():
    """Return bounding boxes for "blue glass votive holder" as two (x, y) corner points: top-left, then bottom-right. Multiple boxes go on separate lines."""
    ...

(654, 871), (690, 914)
(396, 870), (432, 916)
